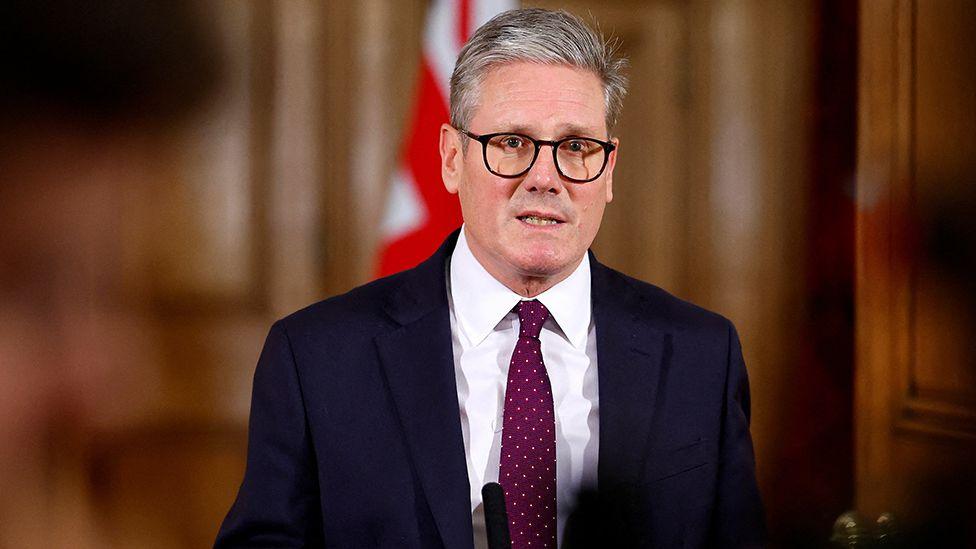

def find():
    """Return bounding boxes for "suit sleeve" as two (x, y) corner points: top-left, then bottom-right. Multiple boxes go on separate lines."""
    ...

(708, 321), (767, 547)
(215, 321), (325, 548)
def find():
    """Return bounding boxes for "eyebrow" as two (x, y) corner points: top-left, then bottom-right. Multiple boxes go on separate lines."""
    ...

(495, 123), (606, 139)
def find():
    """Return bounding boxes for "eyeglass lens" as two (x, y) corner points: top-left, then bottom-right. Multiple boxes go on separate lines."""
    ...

(485, 134), (607, 181)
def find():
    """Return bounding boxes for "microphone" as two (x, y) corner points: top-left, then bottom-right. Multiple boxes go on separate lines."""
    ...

(482, 482), (512, 549)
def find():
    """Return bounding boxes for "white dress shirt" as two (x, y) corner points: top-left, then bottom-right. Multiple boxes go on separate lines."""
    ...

(447, 226), (599, 547)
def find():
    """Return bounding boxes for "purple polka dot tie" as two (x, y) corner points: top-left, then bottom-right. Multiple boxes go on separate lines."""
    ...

(499, 300), (556, 549)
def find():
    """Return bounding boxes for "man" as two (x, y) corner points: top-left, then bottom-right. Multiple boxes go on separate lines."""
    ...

(217, 8), (764, 548)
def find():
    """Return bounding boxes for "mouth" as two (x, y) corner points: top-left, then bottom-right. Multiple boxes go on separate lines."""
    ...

(516, 211), (566, 227)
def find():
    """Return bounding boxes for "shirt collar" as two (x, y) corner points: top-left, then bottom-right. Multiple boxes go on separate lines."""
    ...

(450, 225), (592, 349)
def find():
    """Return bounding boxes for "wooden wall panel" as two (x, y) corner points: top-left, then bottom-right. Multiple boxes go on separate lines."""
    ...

(347, 0), (427, 282)
(856, 0), (976, 543)
(900, 0), (976, 438)
(125, 2), (273, 315)
(94, 2), (334, 547)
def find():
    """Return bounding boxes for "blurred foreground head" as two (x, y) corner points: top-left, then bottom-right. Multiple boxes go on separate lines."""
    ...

(0, 0), (223, 285)
(0, 0), (221, 132)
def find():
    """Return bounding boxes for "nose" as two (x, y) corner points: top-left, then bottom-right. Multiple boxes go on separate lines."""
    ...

(521, 145), (562, 195)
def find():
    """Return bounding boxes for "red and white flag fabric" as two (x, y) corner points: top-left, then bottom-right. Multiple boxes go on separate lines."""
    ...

(375, 0), (516, 277)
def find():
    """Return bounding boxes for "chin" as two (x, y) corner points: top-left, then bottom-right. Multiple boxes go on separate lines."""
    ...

(508, 248), (576, 279)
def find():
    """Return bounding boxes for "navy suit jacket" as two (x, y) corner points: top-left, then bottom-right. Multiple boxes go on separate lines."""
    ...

(216, 230), (765, 548)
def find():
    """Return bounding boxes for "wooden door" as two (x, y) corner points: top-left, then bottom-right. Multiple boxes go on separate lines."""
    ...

(856, 0), (976, 545)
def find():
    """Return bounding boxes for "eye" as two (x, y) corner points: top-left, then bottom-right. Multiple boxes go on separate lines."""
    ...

(561, 139), (595, 154)
(503, 136), (524, 148)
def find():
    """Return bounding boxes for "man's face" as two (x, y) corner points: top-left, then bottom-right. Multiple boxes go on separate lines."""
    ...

(441, 61), (617, 290)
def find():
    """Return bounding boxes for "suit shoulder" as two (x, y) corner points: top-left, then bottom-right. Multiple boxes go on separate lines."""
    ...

(601, 265), (734, 336)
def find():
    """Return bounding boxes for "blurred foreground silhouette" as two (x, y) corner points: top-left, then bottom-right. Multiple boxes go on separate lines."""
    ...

(0, 1), (221, 545)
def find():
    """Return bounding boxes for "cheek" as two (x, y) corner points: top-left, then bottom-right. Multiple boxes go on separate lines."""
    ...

(578, 194), (605, 223)
(575, 199), (607, 242)
(459, 178), (510, 223)
(571, 182), (608, 215)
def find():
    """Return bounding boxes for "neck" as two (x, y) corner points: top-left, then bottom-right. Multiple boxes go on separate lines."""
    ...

(462, 231), (581, 299)
(508, 272), (571, 298)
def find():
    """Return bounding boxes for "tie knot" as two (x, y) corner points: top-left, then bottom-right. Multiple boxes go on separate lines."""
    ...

(516, 299), (549, 339)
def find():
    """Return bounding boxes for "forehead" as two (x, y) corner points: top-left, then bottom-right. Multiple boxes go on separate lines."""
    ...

(470, 61), (607, 135)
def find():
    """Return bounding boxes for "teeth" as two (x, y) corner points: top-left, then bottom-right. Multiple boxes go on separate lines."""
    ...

(521, 215), (558, 226)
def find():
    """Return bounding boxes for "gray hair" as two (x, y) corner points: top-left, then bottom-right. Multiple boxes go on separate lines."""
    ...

(449, 8), (629, 133)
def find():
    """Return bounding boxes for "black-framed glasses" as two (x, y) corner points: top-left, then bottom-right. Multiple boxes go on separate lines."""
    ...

(459, 129), (616, 183)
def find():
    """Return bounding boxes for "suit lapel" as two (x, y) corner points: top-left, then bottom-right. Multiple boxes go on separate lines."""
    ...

(591, 256), (672, 494)
(375, 232), (473, 549)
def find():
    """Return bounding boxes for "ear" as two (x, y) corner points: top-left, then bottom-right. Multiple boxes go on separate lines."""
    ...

(603, 137), (619, 203)
(440, 123), (463, 194)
